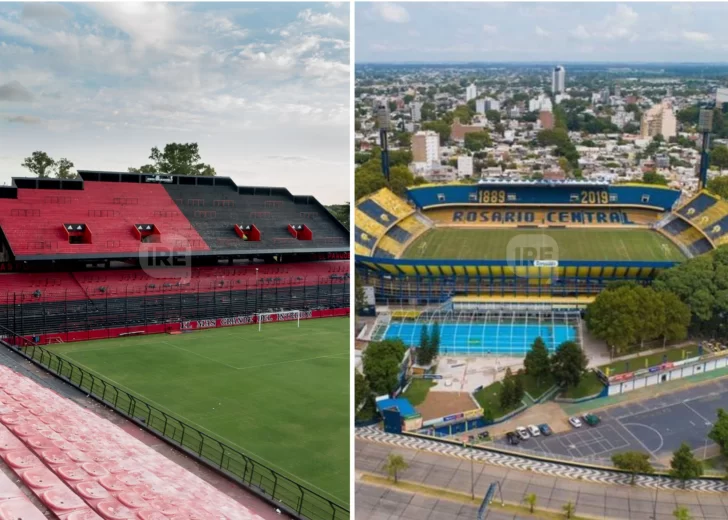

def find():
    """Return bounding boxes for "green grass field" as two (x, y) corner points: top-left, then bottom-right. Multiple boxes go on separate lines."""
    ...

(47, 318), (349, 505)
(404, 228), (686, 262)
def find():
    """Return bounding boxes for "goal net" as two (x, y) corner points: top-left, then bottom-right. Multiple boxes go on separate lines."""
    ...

(257, 310), (301, 332)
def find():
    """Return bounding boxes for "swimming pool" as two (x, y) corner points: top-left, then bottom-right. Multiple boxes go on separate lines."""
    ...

(384, 321), (578, 355)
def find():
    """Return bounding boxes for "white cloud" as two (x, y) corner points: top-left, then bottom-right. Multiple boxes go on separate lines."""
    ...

(683, 31), (712, 43)
(602, 4), (639, 40)
(0, 81), (34, 102)
(373, 3), (410, 24)
(572, 25), (590, 40)
(482, 24), (498, 35)
(3, 114), (41, 124)
(297, 8), (347, 28)
(21, 3), (72, 23)
(535, 26), (550, 37)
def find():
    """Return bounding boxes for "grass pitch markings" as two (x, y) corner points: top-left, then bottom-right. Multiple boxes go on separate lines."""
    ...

(48, 318), (349, 505)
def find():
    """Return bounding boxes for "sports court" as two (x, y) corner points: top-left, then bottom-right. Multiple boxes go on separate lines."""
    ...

(384, 311), (580, 355)
(500, 378), (728, 464)
(404, 228), (686, 262)
(47, 317), (350, 505)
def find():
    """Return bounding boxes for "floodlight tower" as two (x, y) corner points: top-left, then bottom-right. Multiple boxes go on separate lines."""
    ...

(376, 104), (391, 181)
(698, 107), (714, 190)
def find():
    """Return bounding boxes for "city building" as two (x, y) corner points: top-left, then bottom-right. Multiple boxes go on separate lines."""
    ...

(640, 101), (677, 140)
(539, 110), (554, 130)
(552, 65), (565, 94)
(611, 108), (635, 129)
(451, 120), (484, 142)
(466, 83), (477, 102)
(717, 87), (728, 108)
(476, 99), (486, 114)
(457, 155), (473, 178)
(614, 84), (621, 97)
(411, 102), (422, 123)
(485, 98), (500, 112)
(529, 95), (553, 113)
(411, 130), (440, 165)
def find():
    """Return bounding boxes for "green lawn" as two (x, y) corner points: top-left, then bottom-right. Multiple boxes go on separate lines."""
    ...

(521, 372), (556, 400)
(473, 381), (523, 419)
(402, 378), (436, 406)
(599, 344), (700, 377)
(561, 371), (605, 399)
(403, 228), (685, 262)
(47, 318), (349, 506)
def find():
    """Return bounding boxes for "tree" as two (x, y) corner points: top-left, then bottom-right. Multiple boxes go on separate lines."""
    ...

(513, 372), (525, 403)
(362, 339), (408, 395)
(383, 454), (409, 484)
(485, 110), (501, 123)
(642, 171), (668, 186)
(129, 143), (216, 176)
(422, 120), (451, 145)
(54, 158), (77, 179)
(354, 273), (365, 315)
(388, 165), (415, 198)
(417, 326), (432, 366)
(464, 131), (492, 152)
(708, 175), (728, 199)
(22, 151), (55, 178)
(611, 451), (654, 485)
(500, 368), (516, 410)
(355, 371), (372, 411)
(711, 145), (728, 170)
(524, 337), (550, 384)
(658, 291), (691, 347)
(708, 408), (728, 457)
(673, 506), (693, 520)
(669, 442), (703, 488)
(563, 501), (575, 519)
(551, 341), (588, 389)
(524, 492), (537, 513)
(430, 322), (441, 360)
(326, 203), (349, 229)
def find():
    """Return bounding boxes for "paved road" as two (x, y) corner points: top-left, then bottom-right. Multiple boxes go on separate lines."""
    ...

(357, 483), (530, 520)
(495, 377), (728, 464)
(356, 439), (728, 520)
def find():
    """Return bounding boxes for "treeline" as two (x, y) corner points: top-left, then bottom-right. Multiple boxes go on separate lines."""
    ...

(586, 246), (728, 354)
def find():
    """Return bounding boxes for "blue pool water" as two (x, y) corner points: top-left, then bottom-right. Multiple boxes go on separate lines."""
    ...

(384, 322), (577, 355)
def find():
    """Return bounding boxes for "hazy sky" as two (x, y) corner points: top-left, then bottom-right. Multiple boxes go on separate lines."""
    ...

(356, 2), (728, 64)
(0, 2), (349, 204)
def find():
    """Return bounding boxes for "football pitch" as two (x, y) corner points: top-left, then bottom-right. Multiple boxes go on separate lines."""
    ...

(47, 318), (349, 506)
(403, 228), (686, 262)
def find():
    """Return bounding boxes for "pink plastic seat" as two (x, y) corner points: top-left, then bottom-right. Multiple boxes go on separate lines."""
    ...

(20, 467), (57, 490)
(95, 499), (136, 519)
(75, 481), (112, 501)
(40, 487), (89, 512)
(0, 497), (48, 520)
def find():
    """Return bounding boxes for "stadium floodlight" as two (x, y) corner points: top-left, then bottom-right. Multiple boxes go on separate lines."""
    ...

(698, 108), (714, 133)
(258, 310), (301, 332)
(376, 104), (390, 130)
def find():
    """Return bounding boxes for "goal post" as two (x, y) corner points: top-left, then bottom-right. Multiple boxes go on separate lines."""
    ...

(257, 310), (301, 332)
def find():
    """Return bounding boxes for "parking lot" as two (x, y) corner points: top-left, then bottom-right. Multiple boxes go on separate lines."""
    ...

(495, 378), (728, 463)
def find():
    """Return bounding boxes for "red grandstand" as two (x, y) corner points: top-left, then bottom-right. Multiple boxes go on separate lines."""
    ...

(0, 170), (350, 342)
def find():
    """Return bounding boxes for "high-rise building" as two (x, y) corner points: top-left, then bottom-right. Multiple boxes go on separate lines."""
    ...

(552, 66), (566, 94)
(475, 99), (486, 114)
(457, 156), (473, 178)
(485, 98), (500, 111)
(640, 101), (677, 140)
(411, 102), (422, 123)
(466, 83), (477, 102)
(412, 130), (440, 165)
(539, 111), (554, 130)
(614, 84), (621, 97)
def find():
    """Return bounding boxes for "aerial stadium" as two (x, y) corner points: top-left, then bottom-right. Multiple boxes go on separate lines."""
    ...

(356, 181), (725, 356)
(0, 171), (350, 520)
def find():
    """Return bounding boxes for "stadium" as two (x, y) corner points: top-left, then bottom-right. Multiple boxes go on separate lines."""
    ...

(0, 171), (350, 520)
(356, 181), (725, 356)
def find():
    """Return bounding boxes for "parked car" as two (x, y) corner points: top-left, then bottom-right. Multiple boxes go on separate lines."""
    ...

(527, 424), (541, 437)
(582, 413), (600, 426)
(538, 424), (553, 436)
(478, 431), (490, 441)
(505, 432), (520, 445)
(515, 426), (530, 440)
(568, 416), (583, 428)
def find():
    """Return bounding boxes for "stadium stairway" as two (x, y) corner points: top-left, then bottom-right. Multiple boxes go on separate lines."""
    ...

(0, 364), (265, 520)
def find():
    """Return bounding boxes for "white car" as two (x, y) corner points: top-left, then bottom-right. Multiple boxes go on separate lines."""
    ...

(569, 417), (582, 428)
(515, 426), (530, 440)
(527, 424), (541, 437)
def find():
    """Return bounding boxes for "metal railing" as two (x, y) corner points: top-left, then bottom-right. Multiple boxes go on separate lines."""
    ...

(0, 326), (349, 520)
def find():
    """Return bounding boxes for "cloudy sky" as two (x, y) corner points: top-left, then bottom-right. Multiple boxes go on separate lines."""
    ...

(0, 2), (349, 204)
(357, 2), (728, 64)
